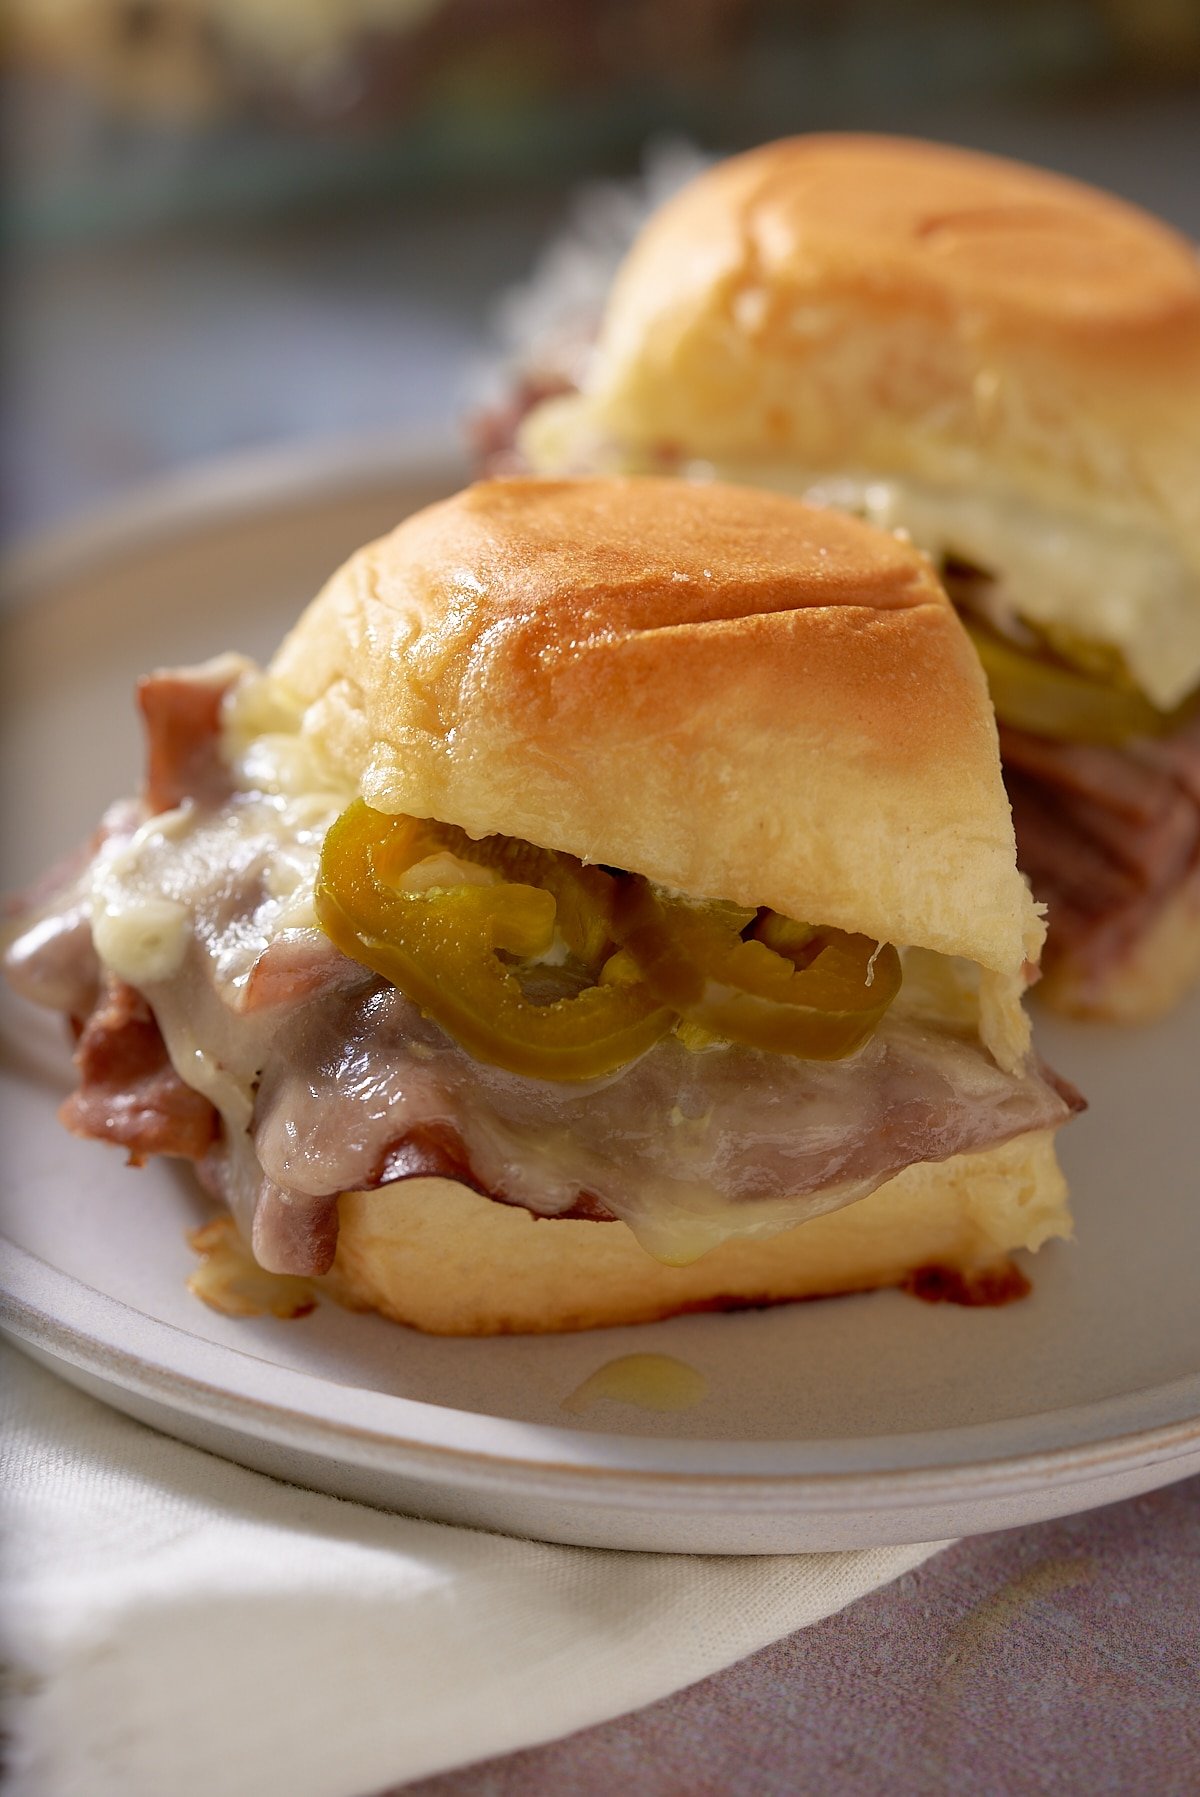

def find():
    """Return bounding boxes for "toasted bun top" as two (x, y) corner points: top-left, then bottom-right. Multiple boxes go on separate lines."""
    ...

(270, 477), (1042, 985)
(574, 134), (1200, 573)
(602, 133), (1199, 336)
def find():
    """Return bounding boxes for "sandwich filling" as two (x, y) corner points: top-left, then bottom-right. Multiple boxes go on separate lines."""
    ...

(3, 659), (1080, 1276)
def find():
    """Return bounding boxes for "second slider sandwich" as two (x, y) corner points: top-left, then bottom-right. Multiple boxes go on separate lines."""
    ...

(4, 477), (1081, 1333)
(520, 136), (1200, 1023)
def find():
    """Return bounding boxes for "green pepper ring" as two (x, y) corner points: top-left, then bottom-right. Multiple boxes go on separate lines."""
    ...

(966, 620), (1192, 747)
(314, 801), (673, 1082)
(611, 879), (902, 1061)
(316, 801), (903, 1077)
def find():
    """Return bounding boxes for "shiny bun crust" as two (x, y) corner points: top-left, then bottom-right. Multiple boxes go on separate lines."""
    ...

(271, 477), (1041, 979)
(323, 1131), (1069, 1334)
(582, 135), (1200, 574)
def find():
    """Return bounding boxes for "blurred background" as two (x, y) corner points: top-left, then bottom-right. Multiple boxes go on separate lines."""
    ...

(4, 0), (1199, 540)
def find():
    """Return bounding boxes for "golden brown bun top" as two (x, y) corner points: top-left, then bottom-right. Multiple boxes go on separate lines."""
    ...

(619, 134), (1199, 336)
(572, 135), (1200, 575)
(271, 477), (1043, 1001)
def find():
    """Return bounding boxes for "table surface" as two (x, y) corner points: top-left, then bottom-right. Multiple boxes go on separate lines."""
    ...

(397, 1474), (1200, 1797)
(7, 85), (1199, 1797)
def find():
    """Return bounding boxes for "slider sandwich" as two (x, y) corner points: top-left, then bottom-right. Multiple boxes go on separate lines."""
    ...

(519, 136), (1200, 1023)
(4, 478), (1081, 1334)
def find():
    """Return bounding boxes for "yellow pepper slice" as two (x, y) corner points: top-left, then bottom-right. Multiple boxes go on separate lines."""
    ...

(611, 882), (901, 1060)
(314, 802), (672, 1081)
(966, 621), (1191, 747)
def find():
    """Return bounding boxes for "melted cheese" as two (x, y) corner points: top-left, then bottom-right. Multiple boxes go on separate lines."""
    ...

(560, 1354), (707, 1414)
(91, 895), (189, 986)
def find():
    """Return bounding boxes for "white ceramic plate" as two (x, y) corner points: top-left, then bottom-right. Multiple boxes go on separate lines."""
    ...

(2, 440), (1199, 1554)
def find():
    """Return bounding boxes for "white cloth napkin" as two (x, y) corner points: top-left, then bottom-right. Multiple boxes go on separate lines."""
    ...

(0, 1342), (945, 1797)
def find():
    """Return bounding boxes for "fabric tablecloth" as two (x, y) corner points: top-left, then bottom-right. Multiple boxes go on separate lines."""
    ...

(0, 1342), (944, 1797)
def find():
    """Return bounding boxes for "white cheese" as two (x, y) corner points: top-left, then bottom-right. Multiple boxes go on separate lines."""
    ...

(91, 896), (189, 986)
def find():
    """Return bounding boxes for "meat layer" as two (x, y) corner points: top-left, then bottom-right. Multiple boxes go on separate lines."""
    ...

(1001, 713), (1200, 998)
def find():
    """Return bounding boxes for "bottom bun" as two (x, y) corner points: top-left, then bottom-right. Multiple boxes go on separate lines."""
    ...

(1041, 881), (1200, 1025)
(322, 1130), (1069, 1335)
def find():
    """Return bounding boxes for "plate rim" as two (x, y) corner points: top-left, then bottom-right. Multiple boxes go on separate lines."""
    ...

(4, 1238), (1200, 1512)
(1, 427), (467, 604)
(3, 437), (1200, 1525)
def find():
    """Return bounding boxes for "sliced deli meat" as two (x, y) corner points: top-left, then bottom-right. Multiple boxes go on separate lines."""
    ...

(62, 974), (220, 1163)
(138, 656), (250, 816)
(241, 980), (1079, 1275)
(1000, 715), (1200, 992)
